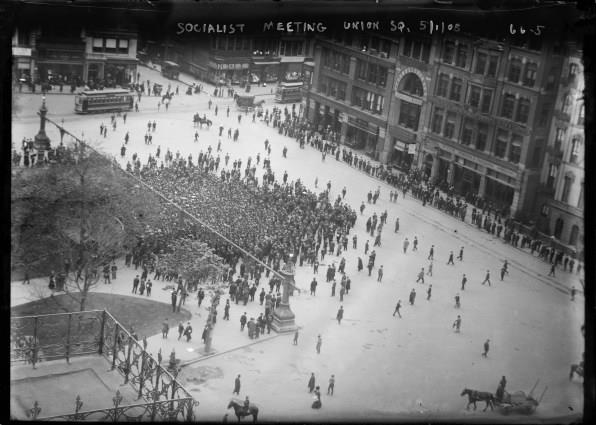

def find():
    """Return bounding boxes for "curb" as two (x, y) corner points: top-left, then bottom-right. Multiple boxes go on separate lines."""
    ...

(180, 333), (285, 367)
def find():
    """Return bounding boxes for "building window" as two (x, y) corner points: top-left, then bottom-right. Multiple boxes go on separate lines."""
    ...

(569, 137), (581, 164)
(522, 62), (537, 87)
(481, 89), (492, 113)
(578, 104), (584, 126)
(476, 123), (488, 151)
(455, 43), (468, 68)
(554, 217), (564, 239)
(509, 134), (522, 164)
(400, 73), (424, 96)
(461, 118), (474, 146)
(507, 57), (522, 83)
(545, 70), (556, 91)
(356, 60), (367, 80)
(515, 97), (531, 124)
(578, 182), (584, 209)
(547, 163), (558, 189)
(436, 73), (449, 98)
(561, 175), (573, 203)
(398, 100), (421, 131)
(569, 225), (579, 246)
(538, 103), (551, 127)
(442, 40), (455, 64)
(444, 111), (457, 139)
(568, 63), (578, 82)
(494, 129), (508, 159)
(352, 87), (384, 114)
(468, 85), (481, 108)
(487, 55), (499, 77)
(562, 94), (571, 114)
(450, 77), (462, 101)
(554, 127), (565, 150)
(403, 38), (431, 63)
(356, 60), (388, 87)
(474, 52), (487, 75)
(501, 93), (515, 119)
(431, 107), (445, 134)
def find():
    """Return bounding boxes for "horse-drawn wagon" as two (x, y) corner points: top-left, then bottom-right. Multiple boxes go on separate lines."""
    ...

(496, 380), (547, 415)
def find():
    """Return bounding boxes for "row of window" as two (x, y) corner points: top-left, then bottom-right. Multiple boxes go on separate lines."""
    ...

(326, 31), (394, 58)
(352, 86), (384, 115)
(506, 58), (537, 87)
(85, 96), (131, 104)
(430, 108), (524, 164)
(321, 48), (351, 74)
(500, 93), (531, 124)
(547, 166), (583, 209)
(318, 76), (347, 101)
(435, 73), (493, 114)
(210, 37), (251, 51)
(355, 60), (388, 88)
(92, 38), (129, 54)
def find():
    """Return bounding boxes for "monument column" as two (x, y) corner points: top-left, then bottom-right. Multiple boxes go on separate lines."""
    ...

(271, 261), (298, 333)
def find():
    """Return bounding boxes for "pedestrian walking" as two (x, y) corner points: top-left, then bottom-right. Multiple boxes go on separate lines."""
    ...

(177, 322), (184, 340)
(461, 274), (467, 290)
(316, 335), (322, 354)
(162, 319), (169, 338)
(224, 299), (230, 320)
(146, 280), (152, 296)
(132, 275), (139, 293)
(393, 300), (402, 318)
(377, 265), (384, 282)
(293, 329), (299, 345)
(447, 251), (455, 265)
(428, 245), (434, 260)
(233, 375), (241, 395)
(171, 290), (177, 312)
(416, 268), (425, 284)
(403, 238), (409, 253)
(184, 322), (193, 342)
(427, 262), (433, 276)
(548, 263), (556, 277)
(481, 270), (491, 286)
(240, 313), (247, 331)
(336, 306), (344, 324)
(308, 373), (315, 393)
(455, 293), (461, 308)
(427, 285), (432, 300)
(500, 267), (506, 281)
(482, 339), (490, 357)
(327, 375), (335, 395)
(394, 217), (400, 233)
(453, 315), (462, 333)
(457, 247), (464, 261)
(413, 236), (418, 251)
(409, 288), (416, 305)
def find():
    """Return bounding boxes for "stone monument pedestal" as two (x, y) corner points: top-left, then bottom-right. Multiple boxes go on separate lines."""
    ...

(271, 261), (298, 333)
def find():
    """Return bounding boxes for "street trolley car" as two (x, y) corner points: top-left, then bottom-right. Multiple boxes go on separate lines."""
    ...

(275, 81), (303, 103)
(161, 61), (180, 79)
(74, 89), (134, 114)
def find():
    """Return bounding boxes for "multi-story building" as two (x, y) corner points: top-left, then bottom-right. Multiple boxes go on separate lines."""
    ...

(306, 31), (579, 219)
(537, 43), (584, 259)
(12, 24), (138, 86)
(170, 35), (313, 86)
(306, 32), (399, 153)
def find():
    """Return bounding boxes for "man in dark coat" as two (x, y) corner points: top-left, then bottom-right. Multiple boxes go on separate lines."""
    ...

(233, 374), (241, 395)
(171, 290), (177, 312)
(240, 313), (247, 331)
(409, 288), (416, 305)
(308, 373), (316, 393)
(184, 322), (193, 342)
(336, 306), (344, 324)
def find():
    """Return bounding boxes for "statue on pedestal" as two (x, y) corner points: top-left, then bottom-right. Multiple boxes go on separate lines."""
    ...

(271, 257), (298, 333)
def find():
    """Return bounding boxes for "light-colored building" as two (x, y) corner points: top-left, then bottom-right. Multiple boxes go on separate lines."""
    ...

(537, 44), (584, 259)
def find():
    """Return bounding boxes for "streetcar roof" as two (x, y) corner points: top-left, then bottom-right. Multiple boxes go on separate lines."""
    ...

(279, 82), (303, 87)
(77, 89), (131, 96)
(163, 61), (179, 67)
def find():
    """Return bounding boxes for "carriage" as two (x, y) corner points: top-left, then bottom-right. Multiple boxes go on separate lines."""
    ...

(495, 380), (547, 415)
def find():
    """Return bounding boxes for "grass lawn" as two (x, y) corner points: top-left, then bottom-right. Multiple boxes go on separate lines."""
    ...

(11, 293), (192, 345)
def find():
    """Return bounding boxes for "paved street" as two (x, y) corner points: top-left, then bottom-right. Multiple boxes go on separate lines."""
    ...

(12, 65), (584, 421)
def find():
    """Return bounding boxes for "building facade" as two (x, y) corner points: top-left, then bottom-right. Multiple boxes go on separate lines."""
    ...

(306, 32), (580, 219)
(537, 44), (584, 259)
(12, 25), (138, 87)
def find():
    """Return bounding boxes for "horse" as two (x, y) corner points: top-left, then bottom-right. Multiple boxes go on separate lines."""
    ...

(227, 399), (258, 423)
(198, 117), (212, 129)
(460, 388), (495, 411)
(570, 363), (584, 380)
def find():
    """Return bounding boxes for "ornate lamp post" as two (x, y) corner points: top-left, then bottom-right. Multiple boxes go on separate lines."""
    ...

(271, 258), (298, 333)
(34, 95), (51, 152)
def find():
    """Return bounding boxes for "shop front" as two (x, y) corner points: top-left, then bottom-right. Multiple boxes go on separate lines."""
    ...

(452, 163), (481, 196)
(390, 139), (416, 171)
(36, 41), (85, 85)
(12, 47), (33, 84)
(252, 59), (280, 84)
(485, 176), (515, 210)
(346, 117), (379, 153)
(103, 58), (137, 86)
(207, 60), (250, 85)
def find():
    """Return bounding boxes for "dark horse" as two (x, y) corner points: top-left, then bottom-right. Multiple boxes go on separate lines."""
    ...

(461, 388), (495, 411)
(198, 116), (212, 129)
(227, 399), (258, 423)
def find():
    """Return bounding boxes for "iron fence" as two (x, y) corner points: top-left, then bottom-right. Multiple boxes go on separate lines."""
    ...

(11, 309), (197, 421)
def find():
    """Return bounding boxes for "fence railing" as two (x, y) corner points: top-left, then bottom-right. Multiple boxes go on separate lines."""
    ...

(11, 309), (197, 421)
